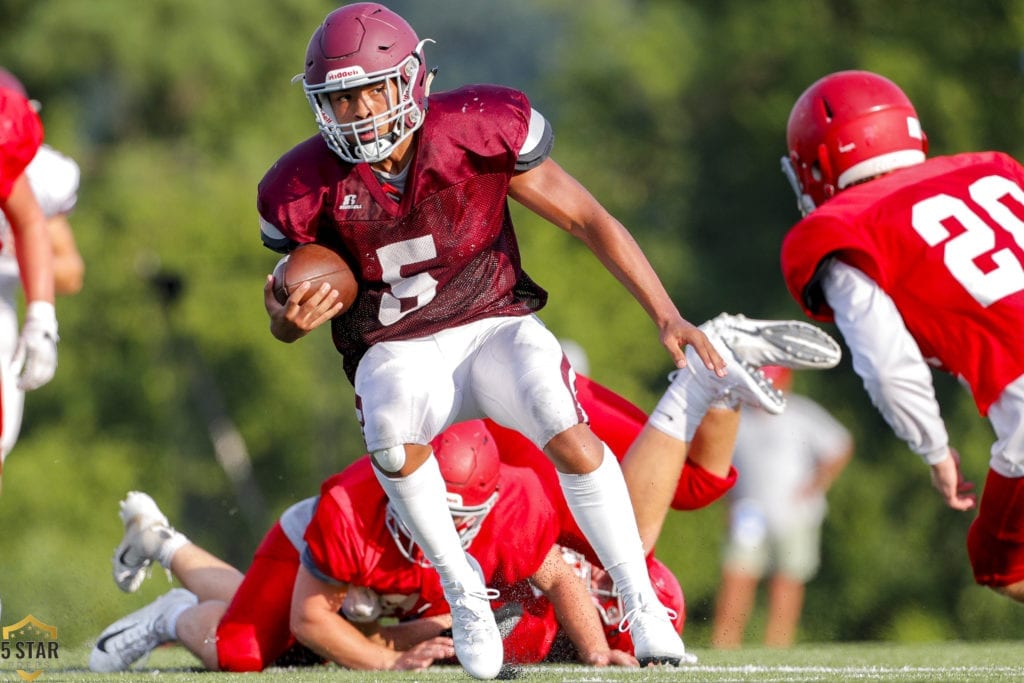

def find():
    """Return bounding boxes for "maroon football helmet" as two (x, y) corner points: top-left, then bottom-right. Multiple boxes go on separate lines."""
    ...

(386, 420), (501, 567)
(782, 70), (927, 215)
(300, 2), (433, 164)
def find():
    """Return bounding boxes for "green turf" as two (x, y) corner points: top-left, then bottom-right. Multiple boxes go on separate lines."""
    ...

(12, 640), (1024, 682)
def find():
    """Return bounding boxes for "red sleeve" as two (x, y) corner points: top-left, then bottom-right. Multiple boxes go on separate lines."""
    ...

(0, 90), (43, 200)
(671, 462), (737, 510)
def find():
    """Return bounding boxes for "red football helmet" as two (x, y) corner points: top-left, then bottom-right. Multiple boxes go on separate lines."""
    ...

(760, 365), (793, 393)
(386, 420), (501, 567)
(300, 2), (433, 164)
(782, 70), (927, 215)
(559, 546), (685, 653)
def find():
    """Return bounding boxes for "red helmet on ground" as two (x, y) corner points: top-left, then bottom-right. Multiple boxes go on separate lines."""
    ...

(386, 420), (501, 567)
(604, 557), (685, 653)
(782, 70), (927, 215)
(560, 546), (685, 653)
(301, 2), (432, 164)
(760, 365), (793, 393)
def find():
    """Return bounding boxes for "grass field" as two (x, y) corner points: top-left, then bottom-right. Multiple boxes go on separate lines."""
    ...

(10, 640), (1024, 682)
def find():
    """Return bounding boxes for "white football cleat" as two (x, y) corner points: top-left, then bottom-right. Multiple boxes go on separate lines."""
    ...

(112, 491), (181, 593)
(684, 334), (785, 415)
(89, 588), (197, 673)
(446, 557), (503, 680)
(620, 595), (696, 667)
(703, 313), (842, 370)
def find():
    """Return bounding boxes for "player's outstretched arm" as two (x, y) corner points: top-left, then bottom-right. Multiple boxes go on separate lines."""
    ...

(531, 545), (639, 667)
(509, 158), (724, 374)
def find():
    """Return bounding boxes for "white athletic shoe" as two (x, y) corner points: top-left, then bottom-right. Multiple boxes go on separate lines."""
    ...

(703, 313), (842, 370)
(620, 595), (696, 667)
(447, 558), (503, 680)
(112, 491), (177, 593)
(683, 334), (785, 415)
(89, 588), (197, 673)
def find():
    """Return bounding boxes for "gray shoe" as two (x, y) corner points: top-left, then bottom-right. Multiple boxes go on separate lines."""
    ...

(703, 313), (841, 369)
(89, 588), (197, 672)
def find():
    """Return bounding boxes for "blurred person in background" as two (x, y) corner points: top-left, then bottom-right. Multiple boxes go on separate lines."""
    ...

(710, 366), (852, 648)
(0, 68), (60, 492)
(0, 68), (83, 475)
(780, 70), (1024, 604)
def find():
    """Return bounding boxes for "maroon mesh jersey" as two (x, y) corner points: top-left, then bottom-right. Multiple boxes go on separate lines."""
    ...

(782, 152), (1024, 414)
(258, 85), (549, 381)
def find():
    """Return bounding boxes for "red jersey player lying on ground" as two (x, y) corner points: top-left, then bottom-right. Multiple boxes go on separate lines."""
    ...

(91, 421), (639, 673)
(92, 308), (841, 673)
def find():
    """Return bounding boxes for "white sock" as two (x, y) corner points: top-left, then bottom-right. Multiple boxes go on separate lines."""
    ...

(373, 454), (475, 590)
(648, 349), (718, 443)
(161, 591), (197, 641)
(557, 446), (656, 604)
(157, 530), (190, 570)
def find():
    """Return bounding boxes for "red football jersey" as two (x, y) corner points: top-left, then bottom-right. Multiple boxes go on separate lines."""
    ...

(0, 89), (43, 200)
(782, 152), (1024, 414)
(487, 374), (736, 564)
(258, 85), (548, 381)
(303, 456), (559, 620)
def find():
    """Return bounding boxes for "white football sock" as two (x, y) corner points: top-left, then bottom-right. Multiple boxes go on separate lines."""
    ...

(162, 591), (198, 641)
(647, 346), (720, 443)
(157, 530), (190, 570)
(557, 446), (657, 604)
(373, 454), (476, 590)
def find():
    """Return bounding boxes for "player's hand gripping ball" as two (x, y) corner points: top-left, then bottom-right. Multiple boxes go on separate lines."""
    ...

(272, 243), (358, 311)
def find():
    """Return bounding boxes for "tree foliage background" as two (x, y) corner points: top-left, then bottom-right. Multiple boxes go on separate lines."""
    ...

(2, 0), (1024, 649)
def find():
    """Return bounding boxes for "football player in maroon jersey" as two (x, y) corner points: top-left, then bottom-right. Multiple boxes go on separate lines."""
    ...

(91, 421), (639, 674)
(256, 4), (731, 675)
(0, 78), (59, 477)
(780, 70), (1024, 604)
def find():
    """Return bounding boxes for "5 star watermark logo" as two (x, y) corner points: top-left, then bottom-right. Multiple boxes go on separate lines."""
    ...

(2, 614), (60, 681)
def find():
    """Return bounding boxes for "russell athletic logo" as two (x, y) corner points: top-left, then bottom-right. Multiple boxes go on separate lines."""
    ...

(2, 614), (60, 681)
(339, 194), (363, 211)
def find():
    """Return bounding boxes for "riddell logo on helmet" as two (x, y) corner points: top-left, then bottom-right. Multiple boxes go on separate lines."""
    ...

(326, 67), (366, 82)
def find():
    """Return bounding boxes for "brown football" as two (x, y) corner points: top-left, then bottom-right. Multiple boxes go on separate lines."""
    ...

(272, 243), (358, 311)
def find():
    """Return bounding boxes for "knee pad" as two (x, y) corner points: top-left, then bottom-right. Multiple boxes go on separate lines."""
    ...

(372, 445), (406, 472)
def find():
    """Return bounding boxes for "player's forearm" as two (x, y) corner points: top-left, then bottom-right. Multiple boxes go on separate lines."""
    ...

(545, 578), (611, 662)
(378, 614), (449, 650)
(292, 609), (400, 670)
(823, 261), (949, 463)
(6, 176), (54, 304)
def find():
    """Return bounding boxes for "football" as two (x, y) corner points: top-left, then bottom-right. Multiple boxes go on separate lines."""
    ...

(272, 243), (358, 311)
